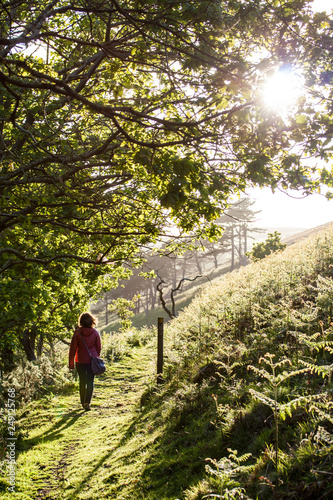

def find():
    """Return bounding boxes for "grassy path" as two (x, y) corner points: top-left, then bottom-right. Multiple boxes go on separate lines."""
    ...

(5, 346), (159, 500)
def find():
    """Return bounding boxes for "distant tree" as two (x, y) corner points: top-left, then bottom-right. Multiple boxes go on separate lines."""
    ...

(91, 200), (269, 321)
(204, 198), (265, 269)
(157, 275), (203, 319)
(247, 232), (287, 262)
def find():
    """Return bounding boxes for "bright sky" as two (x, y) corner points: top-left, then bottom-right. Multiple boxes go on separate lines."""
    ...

(312, 0), (333, 12)
(246, 187), (333, 229)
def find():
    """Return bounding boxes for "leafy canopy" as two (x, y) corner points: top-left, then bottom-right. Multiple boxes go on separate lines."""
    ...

(1, 0), (332, 271)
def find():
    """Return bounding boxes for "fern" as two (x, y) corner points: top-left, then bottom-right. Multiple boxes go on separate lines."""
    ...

(299, 359), (333, 384)
(205, 449), (254, 499)
(248, 353), (312, 467)
(309, 401), (333, 425)
(314, 426), (333, 445)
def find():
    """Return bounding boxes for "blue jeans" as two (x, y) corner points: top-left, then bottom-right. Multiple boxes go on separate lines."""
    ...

(76, 362), (94, 406)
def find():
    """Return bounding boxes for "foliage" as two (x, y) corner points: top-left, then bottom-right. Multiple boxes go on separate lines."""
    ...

(1, 0), (333, 359)
(4, 224), (333, 499)
(1, 0), (333, 496)
(2, 1), (331, 269)
(108, 296), (140, 331)
(205, 449), (254, 499)
(0, 259), (123, 363)
(102, 326), (154, 362)
(248, 353), (317, 467)
(167, 226), (333, 365)
(247, 231), (286, 261)
(1, 350), (75, 404)
(102, 331), (132, 363)
(93, 197), (264, 322)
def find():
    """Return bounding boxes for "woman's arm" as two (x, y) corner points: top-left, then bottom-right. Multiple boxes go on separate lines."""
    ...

(96, 331), (101, 357)
(68, 331), (78, 369)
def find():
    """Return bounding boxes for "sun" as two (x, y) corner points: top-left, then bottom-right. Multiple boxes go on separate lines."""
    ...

(263, 69), (303, 115)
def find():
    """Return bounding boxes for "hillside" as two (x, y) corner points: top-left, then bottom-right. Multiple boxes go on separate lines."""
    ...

(281, 220), (333, 245)
(2, 224), (333, 499)
(160, 223), (333, 498)
(101, 222), (333, 334)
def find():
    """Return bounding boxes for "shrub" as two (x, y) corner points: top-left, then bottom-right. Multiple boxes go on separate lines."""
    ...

(1, 353), (75, 405)
(102, 326), (155, 362)
(247, 231), (286, 262)
(102, 331), (131, 362)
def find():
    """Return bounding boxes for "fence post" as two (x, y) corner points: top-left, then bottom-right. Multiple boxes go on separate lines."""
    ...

(157, 317), (164, 383)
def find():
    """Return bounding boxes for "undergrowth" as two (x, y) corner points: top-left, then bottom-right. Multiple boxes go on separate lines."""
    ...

(102, 326), (155, 362)
(1, 348), (76, 405)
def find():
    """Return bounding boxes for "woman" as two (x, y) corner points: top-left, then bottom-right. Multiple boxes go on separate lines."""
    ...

(69, 312), (101, 411)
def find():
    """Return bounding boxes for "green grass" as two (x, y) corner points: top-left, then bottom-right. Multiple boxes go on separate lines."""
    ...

(3, 346), (223, 500)
(1, 341), (236, 499)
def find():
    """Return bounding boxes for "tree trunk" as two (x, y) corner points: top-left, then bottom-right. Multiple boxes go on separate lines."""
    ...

(0, 344), (15, 373)
(238, 226), (242, 265)
(105, 297), (109, 325)
(145, 287), (149, 316)
(157, 281), (173, 319)
(22, 327), (37, 361)
(243, 225), (248, 265)
(195, 251), (203, 274)
(37, 333), (44, 358)
(172, 258), (177, 289)
(136, 295), (141, 314)
(150, 283), (156, 309)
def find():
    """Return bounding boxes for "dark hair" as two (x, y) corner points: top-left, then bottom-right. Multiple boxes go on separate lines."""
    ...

(79, 312), (97, 328)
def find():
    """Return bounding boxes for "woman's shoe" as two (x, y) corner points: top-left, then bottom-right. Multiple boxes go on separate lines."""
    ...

(84, 403), (91, 411)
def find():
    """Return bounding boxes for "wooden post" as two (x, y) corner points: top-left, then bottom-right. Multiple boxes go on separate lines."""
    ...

(157, 317), (164, 383)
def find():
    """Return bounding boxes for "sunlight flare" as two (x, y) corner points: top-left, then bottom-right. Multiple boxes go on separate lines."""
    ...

(263, 69), (303, 115)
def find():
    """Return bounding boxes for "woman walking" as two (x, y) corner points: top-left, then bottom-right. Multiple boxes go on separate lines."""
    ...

(69, 312), (101, 411)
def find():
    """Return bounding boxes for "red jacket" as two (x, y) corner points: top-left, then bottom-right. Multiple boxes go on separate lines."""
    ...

(68, 327), (101, 369)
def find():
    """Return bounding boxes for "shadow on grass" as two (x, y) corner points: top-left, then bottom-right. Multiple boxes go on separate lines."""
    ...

(21, 408), (86, 450)
(65, 404), (149, 498)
